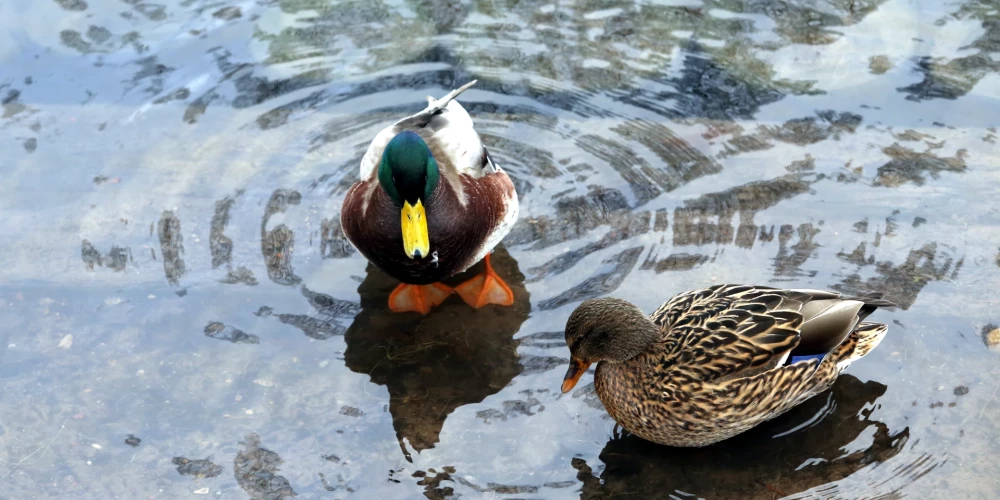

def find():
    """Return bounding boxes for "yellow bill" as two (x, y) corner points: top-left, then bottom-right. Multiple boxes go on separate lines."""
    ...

(401, 199), (430, 259)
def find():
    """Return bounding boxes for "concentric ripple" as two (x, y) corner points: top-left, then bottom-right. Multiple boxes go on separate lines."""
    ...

(1, 0), (999, 498)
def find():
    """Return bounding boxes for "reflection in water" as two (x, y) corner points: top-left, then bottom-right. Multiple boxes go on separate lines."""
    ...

(320, 217), (354, 259)
(6, 0), (997, 497)
(255, 1), (894, 251)
(507, 187), (636, 251)
(231, 0), (894, 125)
(528, 171), (831, 304)
(718, 110), (863, 159)
(835, 241), (963, 309)
(172, 456), (223, 479)
(504, 121), (815, 270)
(203, 321), (259, 344)
(640, 251), (709, 274)
(874, 143), (968, 187)
(671, 173), (812, 247)
(527, 212), (651, 283)
(57, 24), (148, 55)
(234, 434), (296, 499)
(261, 189), (302, 286)
(343, 247), (529, 457)
(258, 286), (360, 341)
(474, 388), (548, 424)
(414, 467), (458, 500)
(413, 465), (576, 500)
(318, 468), (356, 495)
(210, 193), (237, 268)
(185, 45), (330, 126)
(576, 118), (722, 206)
(773, 223), (821, 279)
(220, 266), (259, 286)
(899, 1), (1000, 102)
(537, 246), (643, 311)
(157, 210), (185, 285)
(212, 191), (259, 285)
(573, 375), (910, 499)
(80, 239), (131, 272)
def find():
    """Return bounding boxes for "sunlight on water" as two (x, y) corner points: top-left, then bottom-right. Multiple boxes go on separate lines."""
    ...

(1, 0), (999, 498)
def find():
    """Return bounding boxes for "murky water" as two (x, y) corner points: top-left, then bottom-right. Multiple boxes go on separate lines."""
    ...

(2, 0), (999, 498)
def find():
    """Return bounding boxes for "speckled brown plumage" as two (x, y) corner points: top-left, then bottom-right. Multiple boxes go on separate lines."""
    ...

(563, 284), (896, 447)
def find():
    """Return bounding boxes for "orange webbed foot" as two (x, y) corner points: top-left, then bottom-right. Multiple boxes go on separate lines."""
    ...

(388, 282), (453, 315)
(455, 254), (515, 309)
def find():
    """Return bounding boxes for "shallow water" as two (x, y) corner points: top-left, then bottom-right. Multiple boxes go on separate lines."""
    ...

(2, 0), (999, 498)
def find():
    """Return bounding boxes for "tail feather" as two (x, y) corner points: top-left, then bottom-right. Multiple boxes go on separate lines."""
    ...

(424, 80), (478, 113)
(834, 322), (889, 371)
(396, 80), (478, 130)
(847, 292), (898, 323)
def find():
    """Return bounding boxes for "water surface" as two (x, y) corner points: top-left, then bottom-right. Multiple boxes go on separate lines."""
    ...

(2, 0), (999, 498)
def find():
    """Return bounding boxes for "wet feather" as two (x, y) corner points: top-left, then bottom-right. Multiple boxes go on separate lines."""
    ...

(563, 284), (896, 447)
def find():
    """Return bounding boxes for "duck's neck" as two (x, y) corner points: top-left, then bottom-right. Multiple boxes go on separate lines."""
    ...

(611, 315), (660, 362)
(591, 301), (660, 364)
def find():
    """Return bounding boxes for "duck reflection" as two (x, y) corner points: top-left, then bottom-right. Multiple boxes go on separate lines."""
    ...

(261, 189), (302, 286)
(573, 375), (908, 500)
(342, 246), (530, 457)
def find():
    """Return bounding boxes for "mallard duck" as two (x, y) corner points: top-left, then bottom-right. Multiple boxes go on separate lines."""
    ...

(341, 81), (519, 315)
(560, 284), (896, 447)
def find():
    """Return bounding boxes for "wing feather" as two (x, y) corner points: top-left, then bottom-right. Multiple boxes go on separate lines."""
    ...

(650, 285), (808, 384)
(649, 284), (895, 386)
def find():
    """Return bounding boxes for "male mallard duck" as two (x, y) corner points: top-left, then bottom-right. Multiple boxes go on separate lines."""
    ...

(560, 284), (896, 447)
(341, 81), (518, 315)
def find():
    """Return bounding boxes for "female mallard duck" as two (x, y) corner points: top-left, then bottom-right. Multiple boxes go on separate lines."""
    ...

(560, 284), (896, 447)
(341, 81), (518, 315)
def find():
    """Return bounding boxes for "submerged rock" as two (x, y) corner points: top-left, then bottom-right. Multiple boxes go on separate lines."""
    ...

(984, 324), (1000, 350)
(233, 434), (296, 499)
(173, 456), (223, 479)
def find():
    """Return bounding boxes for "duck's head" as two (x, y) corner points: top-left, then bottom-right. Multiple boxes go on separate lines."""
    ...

(377, 131), (440, 259)
(561, 297), (660, 393)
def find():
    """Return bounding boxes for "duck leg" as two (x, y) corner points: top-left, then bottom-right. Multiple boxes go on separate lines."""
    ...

(388, 283), (453, 315)
(455, 254), (515, 309)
